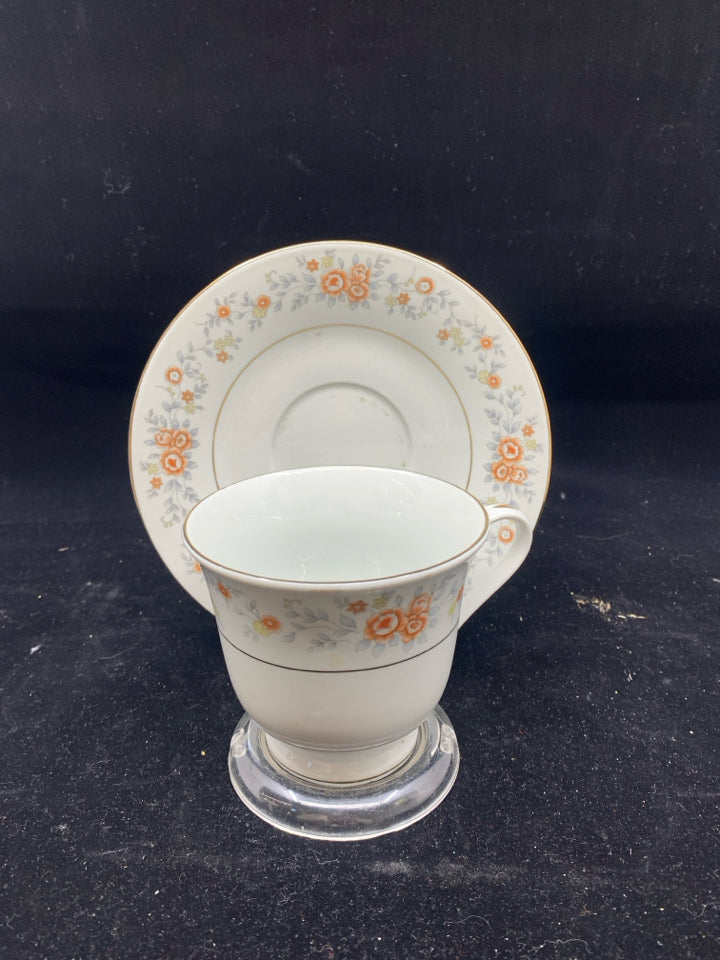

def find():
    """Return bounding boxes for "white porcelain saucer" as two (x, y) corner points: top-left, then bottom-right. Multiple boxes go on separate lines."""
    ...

(129, 241), (551, 625)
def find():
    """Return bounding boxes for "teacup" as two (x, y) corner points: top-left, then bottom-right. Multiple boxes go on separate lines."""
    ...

(183, 465), (532, 838)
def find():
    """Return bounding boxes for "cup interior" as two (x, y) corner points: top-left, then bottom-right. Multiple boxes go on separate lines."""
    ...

(183, 466), (488, 585)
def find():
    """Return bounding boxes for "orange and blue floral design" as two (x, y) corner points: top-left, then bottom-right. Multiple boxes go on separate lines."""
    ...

(207, 570), (465, 661)
(135, 246), (547, 588)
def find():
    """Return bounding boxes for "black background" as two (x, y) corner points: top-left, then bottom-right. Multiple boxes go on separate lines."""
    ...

(3, 2), (720, 958)
(4, 0), (719, 401)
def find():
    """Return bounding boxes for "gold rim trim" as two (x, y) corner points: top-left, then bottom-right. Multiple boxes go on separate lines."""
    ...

(183, 466), (490, 590)
(128, 239), (552, 610)
(218, 625), (457, 673)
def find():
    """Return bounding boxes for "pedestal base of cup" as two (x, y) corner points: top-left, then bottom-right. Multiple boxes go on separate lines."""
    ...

(228, 706), (460, 841)
(263, 730), (419, 784)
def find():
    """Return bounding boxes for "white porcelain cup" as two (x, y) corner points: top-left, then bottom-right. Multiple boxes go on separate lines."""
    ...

(183, 465), (532, 783)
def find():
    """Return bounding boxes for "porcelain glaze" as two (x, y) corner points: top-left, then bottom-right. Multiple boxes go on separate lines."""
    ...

(129, 241), (551, 626)
(183, 466), (532, 784)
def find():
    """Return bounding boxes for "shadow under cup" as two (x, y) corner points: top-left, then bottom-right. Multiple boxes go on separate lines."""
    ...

(182, 465), (491, 784)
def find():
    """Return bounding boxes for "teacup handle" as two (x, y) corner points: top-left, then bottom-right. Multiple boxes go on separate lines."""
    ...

(459, 504), (533, 626)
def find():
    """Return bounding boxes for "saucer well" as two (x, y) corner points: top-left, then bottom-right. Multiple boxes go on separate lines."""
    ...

(129, 241), (551, 625)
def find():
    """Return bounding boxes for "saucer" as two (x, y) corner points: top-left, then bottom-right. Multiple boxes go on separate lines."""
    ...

(129, 241), (551, 625)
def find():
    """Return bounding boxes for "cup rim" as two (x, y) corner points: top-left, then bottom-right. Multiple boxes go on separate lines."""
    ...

(182, 465), (490, 592)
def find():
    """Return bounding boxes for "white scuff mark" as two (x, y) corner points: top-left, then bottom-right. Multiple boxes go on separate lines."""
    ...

(572, 593), (612, 616)
(103, 168), (132, 197)
(445, 914), (491, 928)
(29, 644), (41, 655)
(287, 151), (313, 174)
(571, 593), (647, 622)
(369, 860), (413, 876)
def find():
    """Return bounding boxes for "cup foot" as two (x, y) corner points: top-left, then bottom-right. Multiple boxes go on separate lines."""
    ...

(228, 706), (460, 841)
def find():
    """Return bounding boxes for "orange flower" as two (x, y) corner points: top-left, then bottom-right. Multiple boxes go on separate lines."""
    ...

(456, 584), (464, 602)
(218, 582), (231, 599)
(347, 600), (367, 614)
(364, 608), (407, 643)
(151, 476), (163, 489)
(253, 615), (282, 636)
(498, 526), (515, 544)
(398, 292), (410, 305)
(497, 437), (524, 462)
(480, 336), (494, 350)
(166, 366), (183, 385)
(154, 430), (174, 447)
(491, 460), (513, 483)
(193, 561), (202, 573)
(307, 258), (319, 271)
(216, 350), (229, 363)
(509, 464), (528, 485)
(401, 613), (429, 642)
(415, 277), (435, 295)
(256, 295), (271, 309)
(160, 449), (187, 475)
(487, 374), (502, 389)
(182, 390), (195, 403)
(523, 424), (535, 437)
(437, 329), (450, 341)
(170, 428), (192, 452)
(410, 593), (433, 616)
(217, 304), (231, 319)
(349, 263), (371, 285)
(321, 269), (348, 296)
(346, 281), (370, 303)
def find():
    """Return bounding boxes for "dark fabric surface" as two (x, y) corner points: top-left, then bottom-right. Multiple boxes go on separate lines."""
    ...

(3, 370), (719, 958)
(3, 1), (720, 956)
(3, 1), (720, 406)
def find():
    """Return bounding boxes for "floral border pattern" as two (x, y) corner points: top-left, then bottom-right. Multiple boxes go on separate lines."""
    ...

(208, 569), (465, 661)
(134, 246), (549, 585)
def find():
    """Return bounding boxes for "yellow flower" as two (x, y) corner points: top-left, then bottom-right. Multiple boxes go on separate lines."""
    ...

(372, 595), (391, 609)
(385, 295), (398, 307)
(450, 328), (466, 347)
(253, 615), (282, 636)
(321, 255), (334, 269)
